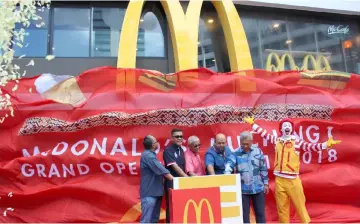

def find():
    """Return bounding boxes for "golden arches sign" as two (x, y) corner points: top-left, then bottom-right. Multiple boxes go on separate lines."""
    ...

(183, 198), (215, 224)
(265, 52), (332, 72)
(117, 0), (253, 72)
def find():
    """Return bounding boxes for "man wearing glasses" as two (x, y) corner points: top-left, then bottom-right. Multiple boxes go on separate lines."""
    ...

(163, 128), (188, 223)
(184, 136), (204, 176)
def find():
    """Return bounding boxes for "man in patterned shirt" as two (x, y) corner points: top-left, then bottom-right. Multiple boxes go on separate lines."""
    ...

(225, 131), (268, 223)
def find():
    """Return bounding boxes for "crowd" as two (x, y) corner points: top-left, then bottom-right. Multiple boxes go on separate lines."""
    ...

(139, 116), (341, 223)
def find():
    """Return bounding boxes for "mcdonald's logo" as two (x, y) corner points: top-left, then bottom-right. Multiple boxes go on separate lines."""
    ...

(183, 198), (215, 224)
(117, 0), (253, 72)
(170, 187), (222, 223)
(265, 52), (332, 71)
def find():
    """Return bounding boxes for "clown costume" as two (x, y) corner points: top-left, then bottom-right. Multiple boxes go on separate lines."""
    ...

(243, 116), (341, 223)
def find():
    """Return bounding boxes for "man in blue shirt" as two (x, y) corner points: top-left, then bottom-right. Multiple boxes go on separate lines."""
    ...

(225, 131), (269, 223)
(140, 135), (173, 223)
(205, 133), (235, 175)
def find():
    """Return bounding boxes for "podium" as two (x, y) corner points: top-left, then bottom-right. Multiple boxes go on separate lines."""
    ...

(169, 174), (243, 224)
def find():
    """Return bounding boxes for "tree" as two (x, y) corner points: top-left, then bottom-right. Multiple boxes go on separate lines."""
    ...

(0, 0), (51, 123)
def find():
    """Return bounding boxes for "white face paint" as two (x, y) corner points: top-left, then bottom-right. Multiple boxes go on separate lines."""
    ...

(281, 121), (293, 137)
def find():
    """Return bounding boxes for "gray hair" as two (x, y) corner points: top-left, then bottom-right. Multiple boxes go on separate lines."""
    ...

(188, 136), (200, 145)
(240, 131), (253, 141)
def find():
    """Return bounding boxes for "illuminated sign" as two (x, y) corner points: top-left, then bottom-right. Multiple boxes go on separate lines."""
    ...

(117, 0), (253, 72)
(265, 52), (332, 71)
(328, 25), (350, 35)
(183, 199), (214, 224)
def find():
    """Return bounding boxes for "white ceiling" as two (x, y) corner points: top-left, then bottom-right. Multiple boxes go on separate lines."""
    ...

(235, 0), (360, 15)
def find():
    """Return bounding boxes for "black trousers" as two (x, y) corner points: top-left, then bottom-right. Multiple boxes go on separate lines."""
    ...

(164, 180), (172, 223)
(242, 192), (266, 223)
(164, 188), (169, 223)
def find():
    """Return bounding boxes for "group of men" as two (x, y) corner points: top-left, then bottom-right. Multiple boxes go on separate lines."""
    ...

(139, 117), (341, 223)
(139, 127), (268, 223)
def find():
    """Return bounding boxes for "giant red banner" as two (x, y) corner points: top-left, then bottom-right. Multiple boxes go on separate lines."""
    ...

(0, 67), (360, 223)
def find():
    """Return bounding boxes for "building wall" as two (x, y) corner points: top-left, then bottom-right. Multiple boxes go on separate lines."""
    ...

(13, 1), (360, 76)
(16, 57), (171, 77)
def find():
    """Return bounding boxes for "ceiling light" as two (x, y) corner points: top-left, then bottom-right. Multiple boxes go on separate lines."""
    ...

(207, 19), (214, 24)
(273, 23), (280, 28)
(343, 40), (353, 49)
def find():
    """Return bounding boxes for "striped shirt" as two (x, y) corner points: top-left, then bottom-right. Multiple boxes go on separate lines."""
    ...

(252, 123), (328, 178)
(252, 123), (327, 152)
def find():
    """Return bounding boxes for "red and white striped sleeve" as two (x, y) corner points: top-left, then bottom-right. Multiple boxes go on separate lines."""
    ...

(294, 138), (327, 152)
(252, 123), (278, 144)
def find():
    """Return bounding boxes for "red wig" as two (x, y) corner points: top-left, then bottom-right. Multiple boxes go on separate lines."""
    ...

(279, 118), (295, 135)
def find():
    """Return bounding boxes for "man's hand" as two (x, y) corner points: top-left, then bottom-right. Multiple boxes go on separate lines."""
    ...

(165, 173), (174, 181)
(206, 165), (215, 175)
(243, 116), (254, 125)
(188, 171), (197, 177)
(170, 164), (188, 177)
(326, 136), (341, 148)
(264, 184), (269, 194)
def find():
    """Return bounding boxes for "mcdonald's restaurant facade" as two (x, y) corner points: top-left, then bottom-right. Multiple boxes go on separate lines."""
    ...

(17, 0), (360, 76)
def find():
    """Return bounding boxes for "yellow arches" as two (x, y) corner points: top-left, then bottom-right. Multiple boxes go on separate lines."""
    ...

(117, 0), (334, 73)
(265, 52), (332, 71)
(117, 0), (253, 72)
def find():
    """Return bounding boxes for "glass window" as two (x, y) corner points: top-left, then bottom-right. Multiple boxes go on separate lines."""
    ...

(136, 12), (165, 57)
(92, 8), (125, 57)
(198, 18), (217, 71)
(198, 60), (203, 67)
(341, 23), (359, 74)
(53, 8), (90, 57)
(287, 16), (318, 70)
(239, 11), (262, 68)
(14, 8), (50, 57)
(257, 14), (289, 71)
(315, 20), (346, 72)
(203, 45), (213, 54)
(205, 58), (216, 67)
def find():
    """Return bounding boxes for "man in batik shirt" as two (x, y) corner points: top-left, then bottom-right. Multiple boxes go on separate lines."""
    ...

(225, 131), (268, 223)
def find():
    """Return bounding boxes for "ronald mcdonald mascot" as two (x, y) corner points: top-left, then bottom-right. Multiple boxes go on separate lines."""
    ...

(243, 116), (341, 223)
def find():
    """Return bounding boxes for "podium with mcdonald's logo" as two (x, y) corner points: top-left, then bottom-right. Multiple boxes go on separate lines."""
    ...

(169, 174), (243, 223)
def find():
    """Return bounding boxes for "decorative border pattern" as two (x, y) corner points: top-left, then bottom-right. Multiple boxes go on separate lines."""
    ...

(18, 104), (333, 135)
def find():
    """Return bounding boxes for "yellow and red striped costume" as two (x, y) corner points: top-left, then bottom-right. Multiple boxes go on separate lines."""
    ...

(252, 123), (327, 177)
(250, 122), (328, 223)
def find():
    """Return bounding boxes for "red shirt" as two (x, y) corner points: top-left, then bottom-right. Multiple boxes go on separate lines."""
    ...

(184, 149), (205, 176)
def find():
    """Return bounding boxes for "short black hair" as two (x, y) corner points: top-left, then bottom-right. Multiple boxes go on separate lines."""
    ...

(171, 128), (183, 136)
(143, 136), (154, 149)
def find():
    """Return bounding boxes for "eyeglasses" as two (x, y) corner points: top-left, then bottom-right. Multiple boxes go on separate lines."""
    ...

(173, 135), (183, 139)
(193, 144), (201, 148)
